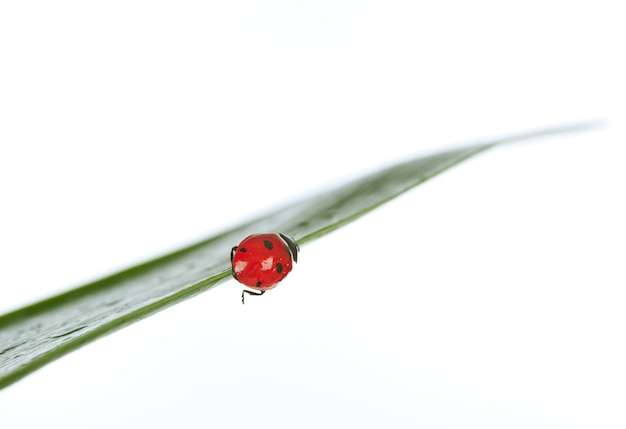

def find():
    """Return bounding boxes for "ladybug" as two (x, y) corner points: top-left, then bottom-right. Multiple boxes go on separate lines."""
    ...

(231, 233), (299, 303)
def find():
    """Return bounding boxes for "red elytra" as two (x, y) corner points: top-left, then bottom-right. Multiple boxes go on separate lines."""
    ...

(231, 233), (299, 303)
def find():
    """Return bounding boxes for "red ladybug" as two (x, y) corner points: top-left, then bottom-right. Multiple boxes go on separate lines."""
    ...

(231, 233), (299, 303)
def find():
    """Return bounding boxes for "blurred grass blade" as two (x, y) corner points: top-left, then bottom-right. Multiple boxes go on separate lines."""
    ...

(0, 122), (599, 389)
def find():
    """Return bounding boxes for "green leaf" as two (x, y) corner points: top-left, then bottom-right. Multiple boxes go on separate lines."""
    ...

(0, 122), (599, 389)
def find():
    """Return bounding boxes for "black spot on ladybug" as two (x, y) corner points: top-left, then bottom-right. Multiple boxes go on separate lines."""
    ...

(276, 263), (283, 273)
(256, 281), (262, 287)
(240, 248), (247, 252)
(264, 240), (273, 250)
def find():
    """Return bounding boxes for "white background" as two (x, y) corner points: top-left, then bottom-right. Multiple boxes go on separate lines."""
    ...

(1, 1), (625, 427)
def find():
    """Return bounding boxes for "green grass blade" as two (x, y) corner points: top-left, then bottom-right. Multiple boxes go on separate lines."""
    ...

(0, 122), (599, 389)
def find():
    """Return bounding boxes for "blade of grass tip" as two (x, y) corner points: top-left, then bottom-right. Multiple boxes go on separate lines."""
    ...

(0, 121), (603, 389)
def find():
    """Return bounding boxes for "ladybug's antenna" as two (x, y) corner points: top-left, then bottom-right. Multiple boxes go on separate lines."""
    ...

(242, 289), (265, 304)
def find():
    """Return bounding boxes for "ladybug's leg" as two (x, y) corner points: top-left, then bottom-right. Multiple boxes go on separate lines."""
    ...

(241, 289), (265, 304)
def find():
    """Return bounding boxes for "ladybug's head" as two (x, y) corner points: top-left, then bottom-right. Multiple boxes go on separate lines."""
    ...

(279, 233), (300, 263)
